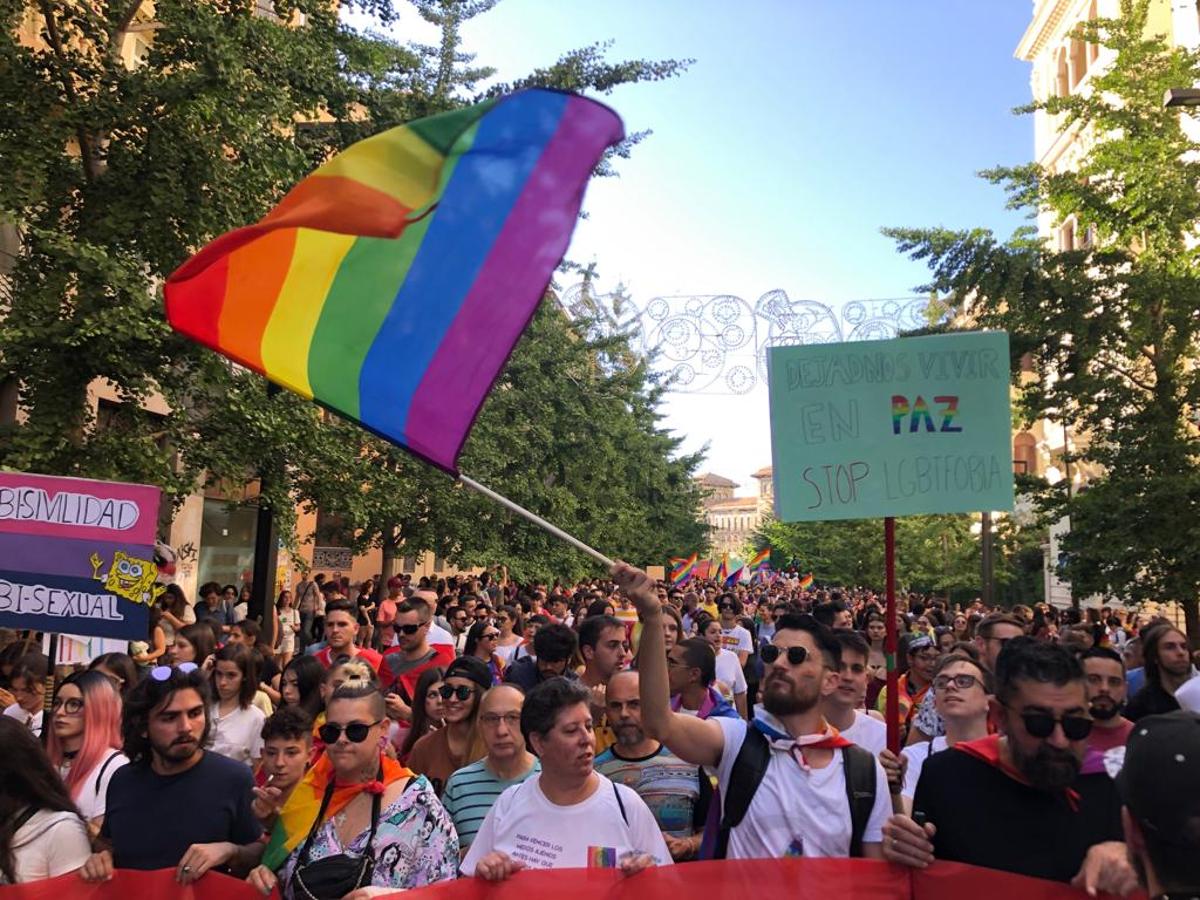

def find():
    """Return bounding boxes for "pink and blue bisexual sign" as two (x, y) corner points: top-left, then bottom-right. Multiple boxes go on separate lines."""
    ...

(0, 472), (162, 641)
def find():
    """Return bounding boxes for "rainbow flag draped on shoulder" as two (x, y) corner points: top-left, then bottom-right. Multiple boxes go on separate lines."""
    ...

(165, 90), (623, 473)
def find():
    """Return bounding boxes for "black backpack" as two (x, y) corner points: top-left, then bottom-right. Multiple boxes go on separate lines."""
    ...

(707, 726), (878, 859)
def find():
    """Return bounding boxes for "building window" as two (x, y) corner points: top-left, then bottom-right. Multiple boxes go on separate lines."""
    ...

(1056, 47), (1070, 98)
(1069, 37), (1088, 89)
(314, 509), (353, 547)
(402, 556), (416, 573)
(1013, 432), (1038, 475)
(433, 555), (444, 574)
(1060, 218), (1076, 251)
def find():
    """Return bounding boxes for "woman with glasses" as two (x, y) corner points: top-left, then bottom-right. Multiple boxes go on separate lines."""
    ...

(406, 656), (489, 796)
(247, 682), (458, 899)
(0, 718), (92, 883)
(398, 667), (445, 764)
(464, 622), (505, 686)
(45, 671), (128, 837)
(493, 606), (525, 666)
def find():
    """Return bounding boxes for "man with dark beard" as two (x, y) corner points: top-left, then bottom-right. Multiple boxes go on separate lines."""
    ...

(1082, 647), (1134, 756)
(881, 638), (1134, 891)
(613, 562), (890, 860)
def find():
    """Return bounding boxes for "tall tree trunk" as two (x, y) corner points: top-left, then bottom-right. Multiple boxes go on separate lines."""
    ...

(1184, 595), (1199, 652)
(380, 526), (401, 585)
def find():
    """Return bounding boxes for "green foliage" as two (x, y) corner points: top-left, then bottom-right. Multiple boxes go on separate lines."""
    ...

(0, 0), (700, 577)
(883, 0), (1200, 633)
(759, 513), (1030, 601)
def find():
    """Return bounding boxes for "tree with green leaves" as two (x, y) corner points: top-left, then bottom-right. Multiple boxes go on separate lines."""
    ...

(884, 0), (1200, 640)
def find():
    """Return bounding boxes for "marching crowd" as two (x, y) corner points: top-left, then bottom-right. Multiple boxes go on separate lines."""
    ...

(1, 564), (1198, 899)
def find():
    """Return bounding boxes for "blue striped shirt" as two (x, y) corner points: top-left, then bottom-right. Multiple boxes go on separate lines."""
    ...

(442, 758), (541, 849)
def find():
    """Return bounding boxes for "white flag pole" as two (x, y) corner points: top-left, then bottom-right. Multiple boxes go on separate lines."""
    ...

(458, 474), (614, 568)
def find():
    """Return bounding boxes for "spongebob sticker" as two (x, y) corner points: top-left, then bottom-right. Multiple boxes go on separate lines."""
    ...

(90, 551), (164, 605)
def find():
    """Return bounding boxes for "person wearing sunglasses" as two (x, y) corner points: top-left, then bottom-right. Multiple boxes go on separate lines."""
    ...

(617, 562), (889, 861)
(247, 682), (458, 898)
(464, 621), (507, 686)
(717, 595), (753, 668)
(45, 671), (128, 838)
(883, 638), (1134, 893)
(897, 653), (990, 814)
(80, 664), (265, 886)
(379, 601), (456, 725)
(407, 656), (490, 797)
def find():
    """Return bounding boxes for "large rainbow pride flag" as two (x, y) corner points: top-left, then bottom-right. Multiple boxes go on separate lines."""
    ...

(165, 90), (623, 471)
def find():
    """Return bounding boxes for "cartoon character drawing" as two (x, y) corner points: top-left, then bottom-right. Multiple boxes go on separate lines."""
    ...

(89, 551), (163, 605)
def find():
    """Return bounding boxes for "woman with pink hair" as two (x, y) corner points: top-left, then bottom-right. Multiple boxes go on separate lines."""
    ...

(45, 671), (127, 837)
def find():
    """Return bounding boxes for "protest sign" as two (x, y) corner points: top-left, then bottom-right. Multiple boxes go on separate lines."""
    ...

(768, 331), (1014, 522)
(0, 471), (162, 641)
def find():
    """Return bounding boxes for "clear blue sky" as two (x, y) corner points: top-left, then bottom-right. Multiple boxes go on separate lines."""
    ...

(374, 1), (1036, 492)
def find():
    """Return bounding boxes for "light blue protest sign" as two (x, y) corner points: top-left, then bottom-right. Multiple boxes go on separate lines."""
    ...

(768, 331), (1014, 521)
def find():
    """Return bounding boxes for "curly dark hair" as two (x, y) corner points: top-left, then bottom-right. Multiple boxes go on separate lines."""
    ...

(521, 675), (592, 744)
(122, 666), (212, 765)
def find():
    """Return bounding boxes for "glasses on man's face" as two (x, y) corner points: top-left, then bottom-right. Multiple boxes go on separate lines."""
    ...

(479, 712), (521, 728)
(1010, 707), (1093, 741)
(52, 696), (84, 715)
(318, 720), (383, 744)
(439, 684), (476, 702)
(398, 623), (422, 635)
(933, 673), (982, 692)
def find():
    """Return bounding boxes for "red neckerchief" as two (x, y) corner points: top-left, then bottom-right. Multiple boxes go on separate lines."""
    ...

(954, 734), (1080, 811)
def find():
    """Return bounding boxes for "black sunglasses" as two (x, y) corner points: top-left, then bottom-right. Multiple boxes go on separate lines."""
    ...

(1011, 707), (1093, 741)
(398, 623), (422, 635)
(761, 644), (808, 666)
(439, 684), (476, 701)
(318, 719), (383, 744)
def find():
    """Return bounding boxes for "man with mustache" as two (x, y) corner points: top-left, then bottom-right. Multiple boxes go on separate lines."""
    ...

(882, 638), (1136, 894)
(1081, 647), (1134, 756)
(80, 665), (264, 884)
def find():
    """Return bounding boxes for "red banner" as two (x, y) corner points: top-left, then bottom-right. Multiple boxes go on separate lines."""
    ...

(0, 860), (1143, 900)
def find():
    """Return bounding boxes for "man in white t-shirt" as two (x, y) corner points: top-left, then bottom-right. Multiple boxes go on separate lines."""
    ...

(462, 676), (671, 879)
(615, 563), (890, 860)
(717, 595), (753, 666)
(899, 652), (991, 812)
(824, 631), (887, 757)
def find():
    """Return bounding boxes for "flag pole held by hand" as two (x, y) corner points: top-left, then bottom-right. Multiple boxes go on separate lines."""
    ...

(459, 475), (615, 568)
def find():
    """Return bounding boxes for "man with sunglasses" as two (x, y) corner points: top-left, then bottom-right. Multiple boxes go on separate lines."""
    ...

(379, 601), (455, 722)
(882, 638), (1133, 892)
(81, 664), (264, 885)
(615, 562), (890, 860)
(717, 595), (753, 667)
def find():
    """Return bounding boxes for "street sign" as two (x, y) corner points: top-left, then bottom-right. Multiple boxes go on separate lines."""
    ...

(768, 331), (1014, 522)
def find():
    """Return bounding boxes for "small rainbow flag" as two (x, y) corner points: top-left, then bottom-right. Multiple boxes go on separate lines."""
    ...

(165, 90), (623, 472)
(797, 572), (814, 590)
(715, 553), (728, 585)
(587, 846), (618, 868)
(670, 552), (698, 585)
(748, 547), (771, 571)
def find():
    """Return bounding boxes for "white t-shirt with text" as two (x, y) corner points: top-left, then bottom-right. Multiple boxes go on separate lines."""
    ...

(713, 716), (891, 859)
(720, 625), (754, 655)
(460, 772), (672, 874)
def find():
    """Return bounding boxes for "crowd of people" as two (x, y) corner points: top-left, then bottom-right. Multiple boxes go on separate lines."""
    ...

(1, 564), (1198, 898)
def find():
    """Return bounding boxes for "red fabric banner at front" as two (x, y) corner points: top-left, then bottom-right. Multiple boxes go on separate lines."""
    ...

(0, 859), (1144, 900)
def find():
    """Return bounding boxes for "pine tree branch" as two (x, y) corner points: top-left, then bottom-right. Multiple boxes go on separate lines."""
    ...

(37, 0), (101, 184)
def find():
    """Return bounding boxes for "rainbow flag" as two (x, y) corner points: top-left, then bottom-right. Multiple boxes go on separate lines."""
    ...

(165, 90), (624, 472)
(725, 565), (745, 588)
(748, 547), (771, 571)
(670, 552), (698, 585)
(797, 572), (814, 590)
(715, 553), (728, 585)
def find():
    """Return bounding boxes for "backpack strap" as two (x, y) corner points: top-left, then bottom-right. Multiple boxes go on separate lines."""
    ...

(611, 781), (629, 827)
(712, 724), (770, 860)
(93, 750), (122, 797)
(841, 745), (878, 858)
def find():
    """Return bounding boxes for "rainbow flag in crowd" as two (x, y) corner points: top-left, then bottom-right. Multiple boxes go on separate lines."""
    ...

(748, 547), (771, 571)
(165, 90), (623, 472)
(725, 565), (745, 588)
(670, 553), (698, 585)
(715, 554), (728, 585)
(797, 572), (814, 590)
